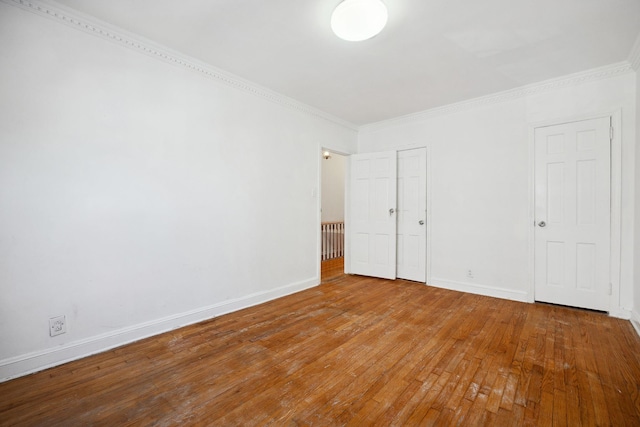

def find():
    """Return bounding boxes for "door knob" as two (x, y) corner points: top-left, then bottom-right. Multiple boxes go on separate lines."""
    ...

(389, 208), (395, 215)
(538, 221), (546, 227)
(419, 220), (425, 225)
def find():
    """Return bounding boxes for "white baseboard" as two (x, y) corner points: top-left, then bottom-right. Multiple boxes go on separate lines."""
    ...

(429, 277), (529, 303)
(608, 307), (631, 320)
(631, 310), (640, 338)
(0, 277), (319, 383)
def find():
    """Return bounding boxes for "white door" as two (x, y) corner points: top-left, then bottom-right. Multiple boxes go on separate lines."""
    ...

(397, 148), (427, 282)
(534, 117), (611, 311)
(349, 151), (397, 279)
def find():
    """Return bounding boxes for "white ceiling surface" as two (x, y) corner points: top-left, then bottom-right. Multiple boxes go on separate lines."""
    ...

(47, 0), (640, 126)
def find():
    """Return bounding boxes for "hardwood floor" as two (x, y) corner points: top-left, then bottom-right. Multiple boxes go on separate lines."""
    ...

(321, 257), (344, 282)
(1, 275), (640, 426)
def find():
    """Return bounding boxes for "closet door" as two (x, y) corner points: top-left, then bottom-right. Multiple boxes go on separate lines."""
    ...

(534, 117), (611, 311)
(397, 148), (427, 282)
(348, 151), (397, 279)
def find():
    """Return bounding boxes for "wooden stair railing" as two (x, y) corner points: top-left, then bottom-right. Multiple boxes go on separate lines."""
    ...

(321, 221), (344, 261)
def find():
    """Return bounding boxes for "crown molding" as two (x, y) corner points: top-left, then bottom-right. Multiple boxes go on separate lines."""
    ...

(2, 0), (359, 131)
(628, 33), (640, 71)
(4, 0), (636, 134)
(360, 61), (633, 133)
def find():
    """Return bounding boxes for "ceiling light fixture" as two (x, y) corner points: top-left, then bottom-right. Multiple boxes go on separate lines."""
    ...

(323, 151), (332, 159)
(331, 0), (388, 42)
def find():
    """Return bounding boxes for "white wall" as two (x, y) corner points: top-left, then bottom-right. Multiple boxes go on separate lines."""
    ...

(359, 71), (637, 309)
(0, 3), (357, 380)
(321, 153), (346, 223)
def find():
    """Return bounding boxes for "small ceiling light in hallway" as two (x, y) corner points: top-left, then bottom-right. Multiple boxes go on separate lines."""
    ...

(331, 0), (388, 41)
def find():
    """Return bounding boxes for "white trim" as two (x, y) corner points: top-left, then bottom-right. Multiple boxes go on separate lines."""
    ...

(429, 277), (529, 303)
(4, 0), (635, 133)
(609, 111), (623, 315)
(317, 147), (323, 280)
(319, 146), (354, 276)
(425, 146), (432, 285)
(631, 311), (640, 338)
(527, 110), (623, 315)
(317, 146), (352, 279)
(1, 0), (358, 131)
(526, 121), (536, 303)
(344, 155), (352, 274)
(0, 277), (319, 382)
(360, 62), (633, 133)
(609, 307), (631, 320)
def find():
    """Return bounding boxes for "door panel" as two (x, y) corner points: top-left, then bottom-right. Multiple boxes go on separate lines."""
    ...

(349, 151), (397, 279)
(534, 117), (610, 311)
(397, 148), (427, 282)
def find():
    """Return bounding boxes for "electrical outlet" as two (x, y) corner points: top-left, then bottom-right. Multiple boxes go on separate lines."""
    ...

(467, 269), (474, 279)
(49, 315), (66, 337)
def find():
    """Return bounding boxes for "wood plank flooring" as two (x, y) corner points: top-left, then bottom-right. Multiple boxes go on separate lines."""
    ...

(321, 257), (344, 283)
(1, 275), (640, 426)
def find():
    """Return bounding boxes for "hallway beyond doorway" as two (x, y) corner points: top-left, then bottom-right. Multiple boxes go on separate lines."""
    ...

(321, 257), (344, 283)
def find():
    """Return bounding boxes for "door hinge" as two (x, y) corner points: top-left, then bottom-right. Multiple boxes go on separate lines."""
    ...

(608, 283), (612, 296)
(610, 126), (614, 141)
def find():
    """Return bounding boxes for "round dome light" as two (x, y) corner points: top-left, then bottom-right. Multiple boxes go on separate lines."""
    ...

(331, 0), (388, 42)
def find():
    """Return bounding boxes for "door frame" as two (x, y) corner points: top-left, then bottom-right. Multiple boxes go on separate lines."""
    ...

(340, 146), (432, 284)
(527, 110), (622, 315)
(317, 146), (352, 281)
(312, 144), (355, 284)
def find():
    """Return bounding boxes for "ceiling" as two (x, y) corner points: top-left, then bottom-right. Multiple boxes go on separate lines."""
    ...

(47, 0), (640, 126)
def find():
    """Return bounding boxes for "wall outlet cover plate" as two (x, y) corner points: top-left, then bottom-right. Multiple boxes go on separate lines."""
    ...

(49, 315), (66, 337)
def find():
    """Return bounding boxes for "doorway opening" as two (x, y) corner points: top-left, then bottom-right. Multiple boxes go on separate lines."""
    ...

(320, 150), (346, 282)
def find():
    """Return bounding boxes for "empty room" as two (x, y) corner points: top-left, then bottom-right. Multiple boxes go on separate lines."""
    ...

(1, 0), (640, 425)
